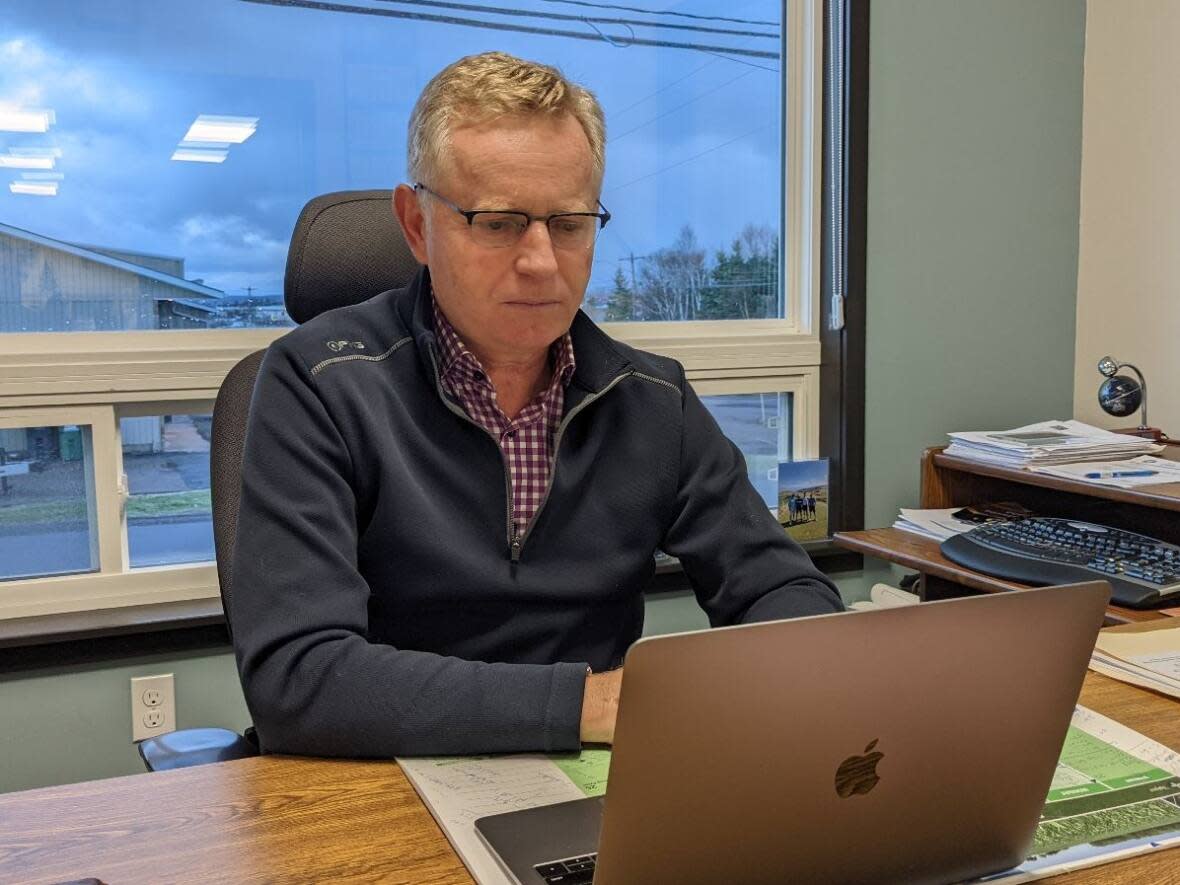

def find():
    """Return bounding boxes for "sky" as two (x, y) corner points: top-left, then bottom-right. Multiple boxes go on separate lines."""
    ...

(0, 0), (783, 301)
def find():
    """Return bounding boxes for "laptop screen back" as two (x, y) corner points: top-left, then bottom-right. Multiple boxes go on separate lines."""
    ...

(593, 583), (1109, 885)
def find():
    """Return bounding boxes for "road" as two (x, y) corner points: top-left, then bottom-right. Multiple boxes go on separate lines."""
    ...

(1, 518), (214, 581)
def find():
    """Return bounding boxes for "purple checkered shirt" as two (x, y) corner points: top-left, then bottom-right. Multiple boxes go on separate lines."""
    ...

(432, 299), (576, 540)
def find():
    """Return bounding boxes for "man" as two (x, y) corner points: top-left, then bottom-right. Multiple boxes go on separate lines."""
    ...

(230, 51), (843, 759)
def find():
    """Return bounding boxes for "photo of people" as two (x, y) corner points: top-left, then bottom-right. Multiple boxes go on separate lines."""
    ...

(776, 458), (829, 542)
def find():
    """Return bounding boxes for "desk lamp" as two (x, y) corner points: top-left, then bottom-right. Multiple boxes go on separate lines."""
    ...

(1096, 356), (1168, 441)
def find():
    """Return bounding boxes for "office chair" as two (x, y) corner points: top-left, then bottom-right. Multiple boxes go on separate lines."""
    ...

(138, 190), (421, 771)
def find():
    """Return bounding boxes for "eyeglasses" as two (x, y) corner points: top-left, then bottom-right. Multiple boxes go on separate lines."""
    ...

(413, 183), (610, 251)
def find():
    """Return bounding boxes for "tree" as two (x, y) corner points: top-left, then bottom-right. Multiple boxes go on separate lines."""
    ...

(632, 225), (708, 321)
(604, 266), (635, 322)
(700, 224), (779, 320)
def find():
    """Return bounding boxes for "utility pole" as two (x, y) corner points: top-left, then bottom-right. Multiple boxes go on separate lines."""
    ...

(620, 252), (652, 289)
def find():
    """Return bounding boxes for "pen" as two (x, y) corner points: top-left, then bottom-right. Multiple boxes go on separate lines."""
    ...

(1084, 469), (1159, 479)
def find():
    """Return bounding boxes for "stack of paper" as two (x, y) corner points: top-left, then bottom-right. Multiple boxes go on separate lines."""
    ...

(944, 419), (1161, 468)
(1090, 620), (1180, 695)
(1030, 454), (1180, 489)
(892, 502), (1037, 542)
(1089, 620), (1180, 699)
(892, 507), (980, 541)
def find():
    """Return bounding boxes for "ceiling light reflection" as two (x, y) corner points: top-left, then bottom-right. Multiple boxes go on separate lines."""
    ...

(171, 147), (228, 164)
(0, 154), (54, 169)
(10, 180), (58, 196)
(182, 115), (257, 144)
(0, 107), (55, 132)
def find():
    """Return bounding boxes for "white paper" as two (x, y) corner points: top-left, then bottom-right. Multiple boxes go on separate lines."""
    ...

(945, 420), (1161, 468)
(893, 507), (979, 541)
(398, 755), (586, 885)
(1029, 455), (1180, 489)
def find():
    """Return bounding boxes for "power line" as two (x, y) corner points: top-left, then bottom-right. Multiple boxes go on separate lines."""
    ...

(238, 0), (779, 58)
(608, 67), (754, 143)
(695, 48), (778, 73)
(611, 55), (720, 117)
(605, 120), (775, 192)
(370, 0), (777, 39)
(537, 0), (778, 28)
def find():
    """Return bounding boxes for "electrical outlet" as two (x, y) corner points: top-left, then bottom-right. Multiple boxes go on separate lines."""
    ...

(131, 674), (176, 742)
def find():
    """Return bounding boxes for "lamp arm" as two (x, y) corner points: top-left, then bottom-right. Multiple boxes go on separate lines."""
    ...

(1120, 362), (1149, 429)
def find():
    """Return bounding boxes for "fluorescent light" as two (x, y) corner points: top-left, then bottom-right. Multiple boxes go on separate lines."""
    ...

(177, 140), (230, 150)
(171, 147), (228, 163)
(0, 154), (54, 169)
(10, 180), (58, 196)
(182, 114), (257, 144)
(20, 172), (64, 180)
(0, 107), (55, 132)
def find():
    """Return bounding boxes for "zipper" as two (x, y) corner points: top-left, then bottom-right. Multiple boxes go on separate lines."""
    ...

(510, 370), (634, 562)
(429, 343), (634, 563)
(427, 346), (517, 556)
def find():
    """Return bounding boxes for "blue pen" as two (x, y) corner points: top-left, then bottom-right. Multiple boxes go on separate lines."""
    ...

(1084, 469), (1159, 479)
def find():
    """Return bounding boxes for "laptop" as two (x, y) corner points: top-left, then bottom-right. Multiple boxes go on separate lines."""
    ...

(475, 582), (1110, 885)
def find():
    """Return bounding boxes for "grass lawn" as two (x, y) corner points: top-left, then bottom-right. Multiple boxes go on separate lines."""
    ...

(0, 489), (211, 525)
(782, 500), (829, 543)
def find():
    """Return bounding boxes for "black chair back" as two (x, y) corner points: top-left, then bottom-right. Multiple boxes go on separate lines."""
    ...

(143, 190), (421, 770)
(284, 189), (420, 324)
(213, 189), (421, 627)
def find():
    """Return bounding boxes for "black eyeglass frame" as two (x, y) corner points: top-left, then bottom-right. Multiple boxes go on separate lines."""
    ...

(412, 182), (610, 245)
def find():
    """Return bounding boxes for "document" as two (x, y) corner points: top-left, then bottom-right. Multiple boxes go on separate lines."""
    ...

(397, 750), (610, 885)
(893, 507), (979, 541)
(981, 706), (1180, 882)
(401, 710), (1180, 885)
(1029, 455), (1180, 489)
(1089, 620), (1180, 699)
(945, 420), (1161, 468)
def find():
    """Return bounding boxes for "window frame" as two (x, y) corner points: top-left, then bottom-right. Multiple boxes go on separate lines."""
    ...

(0, 0), (861, 638)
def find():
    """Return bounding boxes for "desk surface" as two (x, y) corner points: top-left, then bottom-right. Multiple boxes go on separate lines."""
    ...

(833, 527), (1165, 624)
(0, 674), (1177, 885)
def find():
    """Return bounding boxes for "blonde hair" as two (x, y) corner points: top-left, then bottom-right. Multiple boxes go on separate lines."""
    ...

(407, 51), (606, 189)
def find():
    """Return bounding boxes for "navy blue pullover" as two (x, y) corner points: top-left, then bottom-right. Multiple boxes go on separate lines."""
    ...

(230, 268), (843, 757)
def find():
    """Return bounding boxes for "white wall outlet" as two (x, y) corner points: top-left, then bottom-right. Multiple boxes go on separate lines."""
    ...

(131, 673), (176, 742)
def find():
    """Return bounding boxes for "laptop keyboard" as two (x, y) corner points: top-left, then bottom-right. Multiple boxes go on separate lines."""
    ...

(535, 853), (597, 884)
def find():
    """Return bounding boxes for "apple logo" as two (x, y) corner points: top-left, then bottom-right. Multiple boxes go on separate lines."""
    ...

(835, 739), (883, 798)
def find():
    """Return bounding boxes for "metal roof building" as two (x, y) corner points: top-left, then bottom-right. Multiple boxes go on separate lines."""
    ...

(0, 222), (223, 332)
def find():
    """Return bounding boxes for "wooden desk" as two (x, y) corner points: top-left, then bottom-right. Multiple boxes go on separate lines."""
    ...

(836, 446), (1180, 624)
(0, 674), (1176, 884)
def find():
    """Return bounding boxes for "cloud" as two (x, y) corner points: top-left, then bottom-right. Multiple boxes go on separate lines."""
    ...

(178, 213), (287, 259)
(0, 37), (149, 119)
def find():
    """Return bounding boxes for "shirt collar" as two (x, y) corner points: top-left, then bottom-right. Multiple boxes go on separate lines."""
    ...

(431, 295), (576, 389)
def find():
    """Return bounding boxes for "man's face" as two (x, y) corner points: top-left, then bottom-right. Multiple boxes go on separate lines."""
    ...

(398, 112), (599, 365)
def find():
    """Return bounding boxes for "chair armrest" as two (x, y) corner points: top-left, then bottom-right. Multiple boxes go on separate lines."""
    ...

(138, 727), (260, 772)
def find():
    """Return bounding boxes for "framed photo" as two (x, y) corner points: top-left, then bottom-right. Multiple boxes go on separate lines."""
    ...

(777, 458), (829, 542)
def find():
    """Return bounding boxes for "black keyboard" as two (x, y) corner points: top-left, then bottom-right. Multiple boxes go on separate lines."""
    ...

(535, 853), (597, 884)
(940, 517), (1180, 609)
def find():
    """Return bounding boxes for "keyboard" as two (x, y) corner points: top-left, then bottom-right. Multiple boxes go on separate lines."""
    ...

(535, 853), (597, 884)
(940, 517), (1180, 609)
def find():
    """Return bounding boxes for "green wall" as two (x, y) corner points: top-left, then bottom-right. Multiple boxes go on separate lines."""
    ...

(0, 0), (1087, 795)
(0, 642), (250, 793)
(864, 0), (1084, 528)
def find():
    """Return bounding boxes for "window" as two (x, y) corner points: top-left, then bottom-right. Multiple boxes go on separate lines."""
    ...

(0, 0), (860, 632)
(0, 420), (99, 581)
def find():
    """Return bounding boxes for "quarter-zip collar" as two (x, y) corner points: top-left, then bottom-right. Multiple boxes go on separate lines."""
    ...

(402, 265), (634, 398)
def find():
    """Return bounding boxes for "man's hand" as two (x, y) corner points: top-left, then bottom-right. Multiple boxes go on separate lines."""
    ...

(579, 668), (623, 745)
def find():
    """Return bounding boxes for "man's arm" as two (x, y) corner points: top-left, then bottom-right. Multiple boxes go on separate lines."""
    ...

(659, 377), (844, 626)
(229, 343), (589, 757)
(579, 669), (623, 744)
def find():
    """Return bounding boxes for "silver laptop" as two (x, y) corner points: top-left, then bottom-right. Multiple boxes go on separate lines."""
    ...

(475, 582), (1110, 885)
